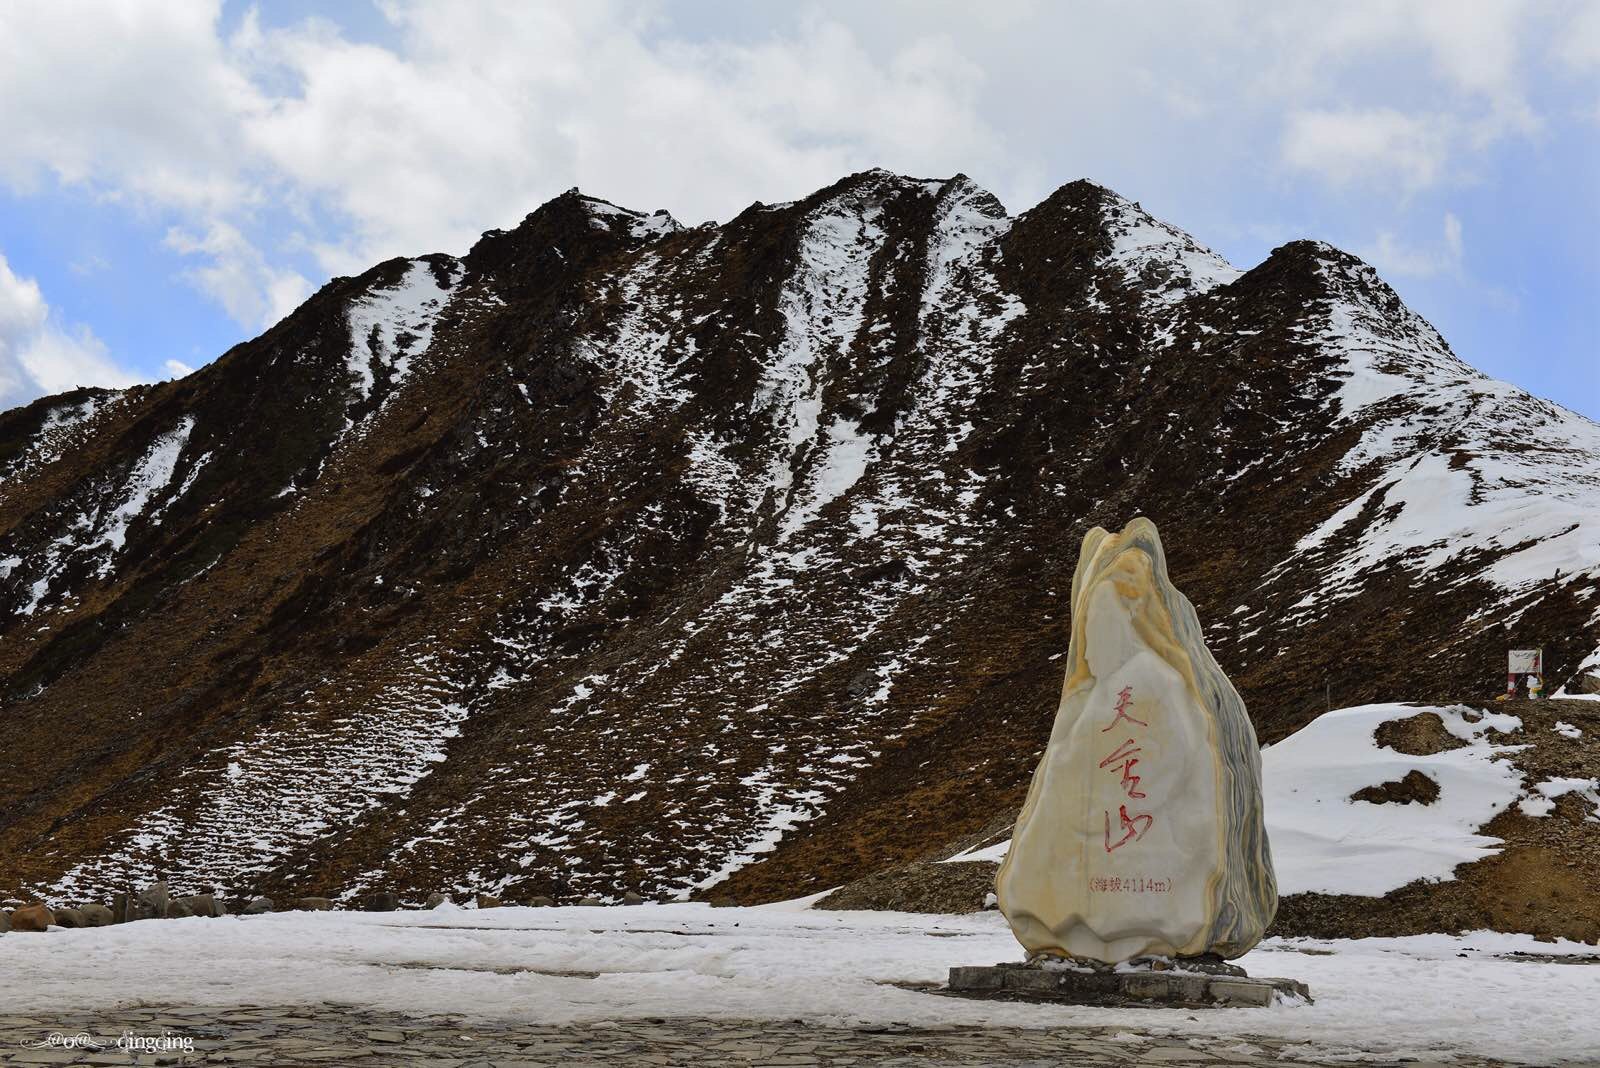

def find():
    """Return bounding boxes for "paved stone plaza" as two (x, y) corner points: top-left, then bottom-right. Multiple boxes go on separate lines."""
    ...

(0, 1005), (1496, 1066)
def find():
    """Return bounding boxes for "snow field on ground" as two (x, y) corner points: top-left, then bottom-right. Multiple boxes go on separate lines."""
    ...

(1, 904), (1595, 1065)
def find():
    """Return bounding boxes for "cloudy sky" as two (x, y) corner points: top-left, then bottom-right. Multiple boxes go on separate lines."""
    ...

(1, 1), (1596, 416)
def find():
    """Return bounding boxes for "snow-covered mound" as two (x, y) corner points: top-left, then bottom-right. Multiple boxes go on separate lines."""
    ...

(1261, 703), (1525, 895)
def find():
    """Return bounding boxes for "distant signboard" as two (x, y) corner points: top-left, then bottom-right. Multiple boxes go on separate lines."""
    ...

(1508, 648), (1543, 673)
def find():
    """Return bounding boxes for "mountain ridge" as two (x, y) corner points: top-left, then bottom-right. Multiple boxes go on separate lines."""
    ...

(1, 170), (1596, 912)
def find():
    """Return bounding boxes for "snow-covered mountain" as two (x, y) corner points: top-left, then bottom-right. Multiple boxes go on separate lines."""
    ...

(1, 171), (1597, 908)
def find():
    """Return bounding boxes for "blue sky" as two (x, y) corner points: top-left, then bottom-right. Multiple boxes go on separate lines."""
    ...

(1, 1), (1596, 416)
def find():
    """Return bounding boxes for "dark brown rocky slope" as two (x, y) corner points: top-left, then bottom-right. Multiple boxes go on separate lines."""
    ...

(1, 171), (1597, 910)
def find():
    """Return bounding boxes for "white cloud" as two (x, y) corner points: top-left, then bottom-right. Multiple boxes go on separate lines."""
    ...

(1443, 211), (1463, 260)
(1555, 2), (1600, 69)
(1266, 0), (1546, 189)
(1364, 212), (1466, 278)
(164, 222), (312, 330)
(1282, 108), (1451, 189)
(231, 3), (1000, 273)
(0, 1), (256, 212)
(1554, 2), (1600, 124)
(163, 359), (195, 379)
(0, 252), (142, 411)
(0, 1), (1003, 324)
(1401, 0), (1527, 98)
(69, 253), (110, 277)
(0, 0), (1580, 340)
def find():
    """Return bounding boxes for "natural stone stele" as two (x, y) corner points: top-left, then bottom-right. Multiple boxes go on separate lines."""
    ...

(995, 518), (1276, 962)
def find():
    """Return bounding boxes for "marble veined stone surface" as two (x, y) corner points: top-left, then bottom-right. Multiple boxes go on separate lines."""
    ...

(996, 518), (1276, 961)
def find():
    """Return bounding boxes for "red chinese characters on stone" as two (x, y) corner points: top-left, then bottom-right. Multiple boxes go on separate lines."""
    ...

(1099, 686), (1155, 853)
(1100, 685), (1148, 732)
(1097, 738), (1147, 799)
(1103, 804), (1154, 853)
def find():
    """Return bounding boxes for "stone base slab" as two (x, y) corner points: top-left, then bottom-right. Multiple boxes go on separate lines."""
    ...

(946, 962), (1311, 1008)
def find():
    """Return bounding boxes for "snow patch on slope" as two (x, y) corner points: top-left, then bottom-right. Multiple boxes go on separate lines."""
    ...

(593, 251), (697, 411)
(755, 189), (887, 509)
(920, 179), (1016, 321)
(345, 259), (457, 420)
(580, 196), (683, 239)
(1286, 255), (1600, 601)
(0, 393), (121, 487)
(1313, 254), (1477, 423)
(779, 416), (874, 539)
(13, 415), (196, 614)
(1555, 640), (1600, 698)
(91, 416), (195, 568)
(689, 769), (826, 892)
(1099, 192), (1241, 305)
(1517, 776), (1600, 819)
(51, 643), (472, 900)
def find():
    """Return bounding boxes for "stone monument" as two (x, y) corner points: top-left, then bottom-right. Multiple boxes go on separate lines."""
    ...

(948, 519), (1307, 1007)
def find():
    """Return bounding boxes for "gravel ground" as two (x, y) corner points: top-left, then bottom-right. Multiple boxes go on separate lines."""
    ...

(0, 1005), (1480, 1067)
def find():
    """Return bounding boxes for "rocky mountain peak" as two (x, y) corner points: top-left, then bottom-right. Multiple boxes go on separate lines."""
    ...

(1, 171), (1595, 913)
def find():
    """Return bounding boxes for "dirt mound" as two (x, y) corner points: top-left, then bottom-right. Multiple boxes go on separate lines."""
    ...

(815, 861), (997, 914)
(1374, 712), (1468, 755)
(1350, 769), (1441, 805)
